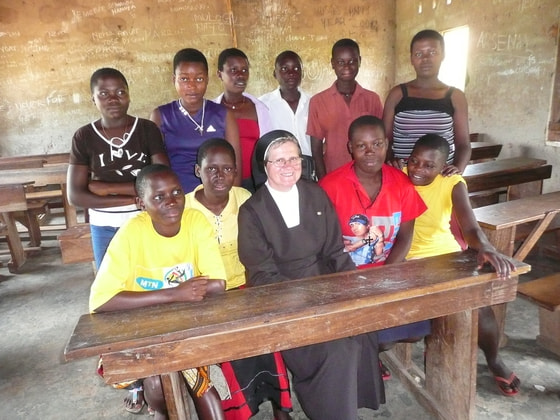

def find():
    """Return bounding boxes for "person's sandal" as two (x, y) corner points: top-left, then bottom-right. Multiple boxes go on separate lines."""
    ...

(380, 361), (391, 380)
(124, 386), (145, 414)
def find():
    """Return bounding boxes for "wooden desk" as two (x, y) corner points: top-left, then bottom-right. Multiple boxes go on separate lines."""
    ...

(0, 164), (77, 228)
(0, 184), (41, 272)
(469, 142), (502, 162)
(473, 191), (560, 344)
(463, 157), (551, 195)
(65, 251), (529, 420)
(473, 191), (560, 260)
(0, 152), (69, 167)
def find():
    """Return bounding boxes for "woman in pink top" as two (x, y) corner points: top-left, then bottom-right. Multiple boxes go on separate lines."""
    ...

(214, 48), (272, 192)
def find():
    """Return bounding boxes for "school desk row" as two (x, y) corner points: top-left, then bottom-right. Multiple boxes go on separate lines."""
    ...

(64, 250), (530, 420)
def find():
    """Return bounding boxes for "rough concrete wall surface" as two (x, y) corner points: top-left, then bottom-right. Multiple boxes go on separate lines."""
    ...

(395, 0), (560, 192)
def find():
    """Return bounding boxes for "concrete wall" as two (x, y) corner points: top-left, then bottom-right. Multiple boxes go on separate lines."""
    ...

(0, 0), (394, 157)
(395, 0), (560, 192)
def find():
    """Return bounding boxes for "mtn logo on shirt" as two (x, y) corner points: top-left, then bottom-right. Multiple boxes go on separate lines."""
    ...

(136, 277), (164, 290)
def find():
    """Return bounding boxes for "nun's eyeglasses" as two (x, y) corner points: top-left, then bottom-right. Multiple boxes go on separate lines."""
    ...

(266, 156), (303, 168)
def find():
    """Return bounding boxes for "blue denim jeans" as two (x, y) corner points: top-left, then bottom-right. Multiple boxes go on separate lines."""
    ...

(90, 225), (119, 269)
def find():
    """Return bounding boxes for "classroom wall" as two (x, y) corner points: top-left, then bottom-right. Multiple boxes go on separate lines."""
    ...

(395, 0), (560, 192)
(0, 0), (395, 157)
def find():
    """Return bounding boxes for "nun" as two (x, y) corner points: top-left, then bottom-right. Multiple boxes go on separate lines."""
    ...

(238, 130), (386, 420)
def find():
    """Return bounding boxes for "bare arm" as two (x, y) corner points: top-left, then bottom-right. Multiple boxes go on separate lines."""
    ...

(67, 164), (136, 209)
(94, 276), (225, 313)
(444, 89), (471, 175)
(149, 108), (162, 127)
(225, 110), (242, 186)
(88, 180), (136, 197)
(152, 151), (170, 167)
(384, 219), (415, 264)
(382, 86), (404, 167)
(94, 278), (210, 312)
(311, 136), (326, 180)
(452, 182), (515, 277)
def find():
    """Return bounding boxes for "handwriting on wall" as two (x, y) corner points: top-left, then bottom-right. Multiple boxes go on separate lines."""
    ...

(0, 0), (234, 156)
(0, 0), (393, 157)
(232, 0), (393, 98)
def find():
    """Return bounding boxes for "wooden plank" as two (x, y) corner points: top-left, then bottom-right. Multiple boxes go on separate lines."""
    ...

(0, 164), (68, 186)
(517, 273), (560, 311)
(474, 191), (560, 230)
(0, 184), (29, 272)
(0, 152), (68, 166)
(536, 309), (560, 357)
(0, 158), (45, 170)
(469, 142), (502, 161)
(0, 212), (26, 272)
(65, 251), (529, 363)
(58, 224), (93, 264)
(464, 162), (551, 194)
(513, 211), (560, 261)
(161, 372), (190, 420)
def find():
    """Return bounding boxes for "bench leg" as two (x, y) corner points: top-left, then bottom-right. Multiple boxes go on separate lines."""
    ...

(425, 310), (478, 420)
(383, 311), (478, 420)
(536, 308), (560, 357)
(1, 212), (26, 273)
(161, 372), (192, 420)
(482, 227), (516, 347)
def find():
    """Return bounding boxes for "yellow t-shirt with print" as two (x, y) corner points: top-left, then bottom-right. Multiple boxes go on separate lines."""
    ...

(89, 208), (226, 312)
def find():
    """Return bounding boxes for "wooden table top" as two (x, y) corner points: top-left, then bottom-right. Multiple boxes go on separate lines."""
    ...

(65, 250), (529, 383)
(0, 164), (68, 186)
(469, 142), (502, 161)
(463, 157), (546, 177)
(463, 157), (550, 193)
(473, 191), (560, 230)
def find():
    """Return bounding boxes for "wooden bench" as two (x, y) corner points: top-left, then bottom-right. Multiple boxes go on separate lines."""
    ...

(469, 141), (502, 163)
(0, 152), (68, 167)
(64, 250), (530, 420)
(517, 273), (560, 357)
(0, 164), (77, 228)
(57, 224), (93, 264)
(463, 157), (551, 208)
(0, 184), (42, 272)
(473, 191), (560, 345)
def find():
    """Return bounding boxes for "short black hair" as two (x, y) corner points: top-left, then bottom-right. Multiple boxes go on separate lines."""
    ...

(274, 50), (302, 68)
(90, 68), (128, 93)
(217, 48), (249, 71)
(410, 29), (445, 53)
(348, 115), (385, 141)
(413, 133), (450, 159)
(135, 164), (177, 198)
(197, 138), (236, 166)
(332, 38), (360, 57)
(173, 48), (209, 73)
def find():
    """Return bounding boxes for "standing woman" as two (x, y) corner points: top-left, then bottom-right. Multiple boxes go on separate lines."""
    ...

(383, 29), (471, 175)
(214, 48), (272, 191)
(151, 48), (242, 193)
(238, 130), (385, 420)
(68, 67), (169, 270)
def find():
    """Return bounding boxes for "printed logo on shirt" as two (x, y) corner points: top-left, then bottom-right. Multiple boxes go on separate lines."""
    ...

(164, 263), (194, 287)
(343, 212), (402, 267)
(207, 125), (216, 132)
(136, 277), (165, 290)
